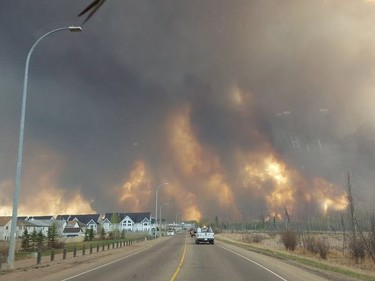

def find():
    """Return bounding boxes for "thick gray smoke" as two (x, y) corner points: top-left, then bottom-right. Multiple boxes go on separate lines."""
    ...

(1, 0), (375, 220)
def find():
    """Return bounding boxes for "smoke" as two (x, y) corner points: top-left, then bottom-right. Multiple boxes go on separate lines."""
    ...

(1, 0), (375, 220)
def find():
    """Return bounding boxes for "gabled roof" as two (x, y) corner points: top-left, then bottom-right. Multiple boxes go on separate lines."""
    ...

(28, 220), (53, 227)
(63, 227), (82, 233)
(27, 216), (54, 221)
(17, 220), (37, 227)
(104, 212), (151, 224)
(126, 212), (151, 223)
(0, 216), (12, 226)
(67, 220), (86, 228)
(104, 213), (122, 222)
(71, 214), (101, 224)
(56, 215), (72, 221)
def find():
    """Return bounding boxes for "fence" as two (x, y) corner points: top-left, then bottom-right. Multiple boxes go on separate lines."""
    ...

(0, 237), (149, 269)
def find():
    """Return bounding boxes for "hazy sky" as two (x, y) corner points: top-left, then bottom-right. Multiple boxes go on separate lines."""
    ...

(1, 0), (375, 221)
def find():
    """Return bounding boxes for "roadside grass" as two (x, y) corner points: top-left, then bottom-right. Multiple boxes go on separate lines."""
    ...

(216, 236), (375, 281)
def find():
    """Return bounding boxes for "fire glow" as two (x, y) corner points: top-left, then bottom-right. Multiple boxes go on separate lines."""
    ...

(3, 97), (348, 222)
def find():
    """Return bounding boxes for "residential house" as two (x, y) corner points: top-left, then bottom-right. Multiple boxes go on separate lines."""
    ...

(26, 219), (53, 237)
(71, 214), (101, 234)
(0, 216), (11, 240)
(0, 217), (36, 240)
(62, 227), (83, 237)
(126, 212), (152, 232)
(101, 212), (151, 233)
(61, 220), (84, 238)
(98, 216), (112, 233)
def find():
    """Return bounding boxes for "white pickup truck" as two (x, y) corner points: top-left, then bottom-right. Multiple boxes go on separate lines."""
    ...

(195, 226), (214, 244)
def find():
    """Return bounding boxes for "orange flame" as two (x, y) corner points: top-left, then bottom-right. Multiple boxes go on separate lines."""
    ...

(117, 160), (152, 212)
(167, 105), (239, 220)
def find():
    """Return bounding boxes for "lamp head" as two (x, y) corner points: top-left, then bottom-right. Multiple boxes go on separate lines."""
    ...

(69, 26), (83, 32)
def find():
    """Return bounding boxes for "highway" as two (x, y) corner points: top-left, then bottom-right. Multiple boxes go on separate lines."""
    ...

(35, 232), (332, 281)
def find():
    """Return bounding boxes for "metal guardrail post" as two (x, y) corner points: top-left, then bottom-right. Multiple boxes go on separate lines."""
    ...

(36, 250), (42, 265)
(51, 248), (55, 261)
(63, 248), (66, 260)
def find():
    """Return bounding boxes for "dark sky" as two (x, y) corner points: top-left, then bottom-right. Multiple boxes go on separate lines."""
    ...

(1, 0), (375, 221)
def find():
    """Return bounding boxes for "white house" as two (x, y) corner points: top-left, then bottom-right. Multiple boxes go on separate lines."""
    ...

(0, 217), (38, 240)
(101, 212), (151, 233)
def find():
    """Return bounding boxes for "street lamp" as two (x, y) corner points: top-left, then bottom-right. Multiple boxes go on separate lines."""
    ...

(154, 182), (168, 238)
(159, 203), (169, 237)
(7, 26), (82, 269)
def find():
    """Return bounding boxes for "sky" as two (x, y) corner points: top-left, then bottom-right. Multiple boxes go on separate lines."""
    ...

(1, 0), (375, 222)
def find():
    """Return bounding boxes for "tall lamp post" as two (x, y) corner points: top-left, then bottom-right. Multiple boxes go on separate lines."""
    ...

(154, 182), (168, 238)
(7, 26), (82, 269)
(159, 203), (169, 237)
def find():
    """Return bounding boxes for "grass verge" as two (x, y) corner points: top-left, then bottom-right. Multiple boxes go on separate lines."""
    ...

(216, 236), (375, 281)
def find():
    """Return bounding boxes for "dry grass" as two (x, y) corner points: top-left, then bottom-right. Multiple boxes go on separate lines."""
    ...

(218, 231), (375, 274)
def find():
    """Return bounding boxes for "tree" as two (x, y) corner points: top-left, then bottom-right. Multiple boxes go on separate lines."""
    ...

(47, 222), (58, 248)
(100, 227), (106, 240)
(21, 229), (30, 250)
(84, 229), (89, 241)
(88, 227), (94, 241)
(30, 229), (38, 251)
(110, 213), (120, 239)
(37, 230), (44, 250)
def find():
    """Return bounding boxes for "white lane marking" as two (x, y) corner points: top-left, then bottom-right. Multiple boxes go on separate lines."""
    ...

(217, 244), (289, 281)
(60, 245), (153, 281)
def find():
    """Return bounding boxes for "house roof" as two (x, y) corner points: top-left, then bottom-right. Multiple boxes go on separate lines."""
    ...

(27, 216), (54, 221)
(0, 216), (12, 226)
(28, 220), (53, 227)
(56, 215), (72, 221)
(66, 220), (86, 228)
(17, 220), (36, 227)
(104, 212), (151, 224)
(126, 212), (151, 223)
(56, 214), (100, 225)
(63, 227), (82, 233)
(71, 214), (101, 224)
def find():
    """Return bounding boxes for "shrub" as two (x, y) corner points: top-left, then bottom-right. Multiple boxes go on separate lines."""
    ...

(242, 234), (252, 243)
(280, 230), (297, 251)
(306, 236), (319, 254)
(316, 238), (329, 260)
(252, 234), (264, 244)
(350, 237), (366, 263)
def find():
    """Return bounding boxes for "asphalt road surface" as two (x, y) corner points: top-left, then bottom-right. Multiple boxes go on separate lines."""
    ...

(34, 232), (333, 281)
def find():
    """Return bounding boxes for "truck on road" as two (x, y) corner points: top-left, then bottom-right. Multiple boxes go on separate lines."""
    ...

(195, 226), (214, 244)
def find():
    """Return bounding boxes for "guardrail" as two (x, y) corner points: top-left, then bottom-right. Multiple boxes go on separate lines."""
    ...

(0, 237), (150, 269)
